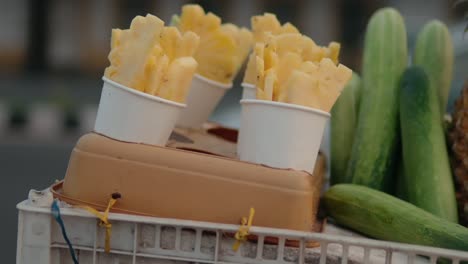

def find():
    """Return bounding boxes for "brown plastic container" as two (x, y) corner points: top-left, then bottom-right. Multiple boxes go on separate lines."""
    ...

(61, 131), (324, 232)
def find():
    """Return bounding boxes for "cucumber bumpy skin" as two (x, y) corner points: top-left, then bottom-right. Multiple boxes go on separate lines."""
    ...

(324, 184), (468, 251)
(330, 73), (361, 185)
(347, 8), (408, 191)
(399, 66), (458, 222)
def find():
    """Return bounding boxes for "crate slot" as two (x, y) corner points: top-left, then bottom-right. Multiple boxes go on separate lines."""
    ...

(16, 201), (468, 264)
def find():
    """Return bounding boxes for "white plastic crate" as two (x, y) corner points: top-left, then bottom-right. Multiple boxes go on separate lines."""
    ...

(17, 199), (468, 264)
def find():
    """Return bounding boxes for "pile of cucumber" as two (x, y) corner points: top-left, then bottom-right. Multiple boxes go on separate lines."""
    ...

(327, 8), (468, 251)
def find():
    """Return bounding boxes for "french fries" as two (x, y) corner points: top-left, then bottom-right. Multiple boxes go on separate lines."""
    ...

(104, 14), (200, 103)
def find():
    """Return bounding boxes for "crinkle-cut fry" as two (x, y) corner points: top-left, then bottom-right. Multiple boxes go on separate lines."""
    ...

(145, 53), (168, 96)
(158, 57), (198, 103)
(276, 52), (302, 100)
(176, 31), (200, 58)
(159, 26), (182, 61)
(284, 70), (321, 109)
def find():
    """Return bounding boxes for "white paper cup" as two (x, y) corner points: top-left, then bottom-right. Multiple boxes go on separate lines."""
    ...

(237, 99), (330, 173)
(176, 74), (232, 128)
(94, 77), (185, 146)
(241, 82), (256, 100)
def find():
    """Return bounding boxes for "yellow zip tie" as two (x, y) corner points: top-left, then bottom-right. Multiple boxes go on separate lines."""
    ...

(78, 194), (120, 253)
(233, 207), (255, 251)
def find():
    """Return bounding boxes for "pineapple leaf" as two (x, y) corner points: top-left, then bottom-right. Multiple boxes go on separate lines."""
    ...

(170, 15), (180, 27)
(454, 0), (468, 37)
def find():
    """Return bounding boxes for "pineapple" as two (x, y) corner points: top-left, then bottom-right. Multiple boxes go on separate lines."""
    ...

(145, 52), (169, 96)
(251, 13), (299, 43)
(105, 14), (165, 92)
(104, 14), (200, 103)
(325, 42), (341, 64)
(281, 70), (321, 108)
(254, 37), (352, 112)
(243, 14), (300, 84)
(243, 14), (342, 85)
(276, 52), (302, 99)
(301, 36), (325, 63)
(449, 81), (468, 226)
(274, 33), (305, 57)
(176, 31), (200, 58)
(243, 54), (257, 84)
(221, 23), (254, 77)
(158, 57), (198, 102)
(175, 4), (253, 84)
(282, 58), (351, 111)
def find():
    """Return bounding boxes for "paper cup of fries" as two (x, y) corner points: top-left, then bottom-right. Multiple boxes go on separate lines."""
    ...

(176, 74), (232, 128)
(94, 77), (185, 146)
(237, 99), (330, 173)
(241, 82), (256, 100)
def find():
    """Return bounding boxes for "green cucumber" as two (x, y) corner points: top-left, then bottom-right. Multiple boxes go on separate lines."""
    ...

(347, 8), (408, 191)
(395, 160), (408, 200)
(324, 184), (468, 251)
(330, 73), (361, 185)
(413, 20), (454, 117)
(400, 66), (458, 222)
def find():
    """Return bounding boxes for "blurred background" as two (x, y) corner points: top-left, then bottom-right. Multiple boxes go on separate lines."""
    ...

(1, 0), (468, 262)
